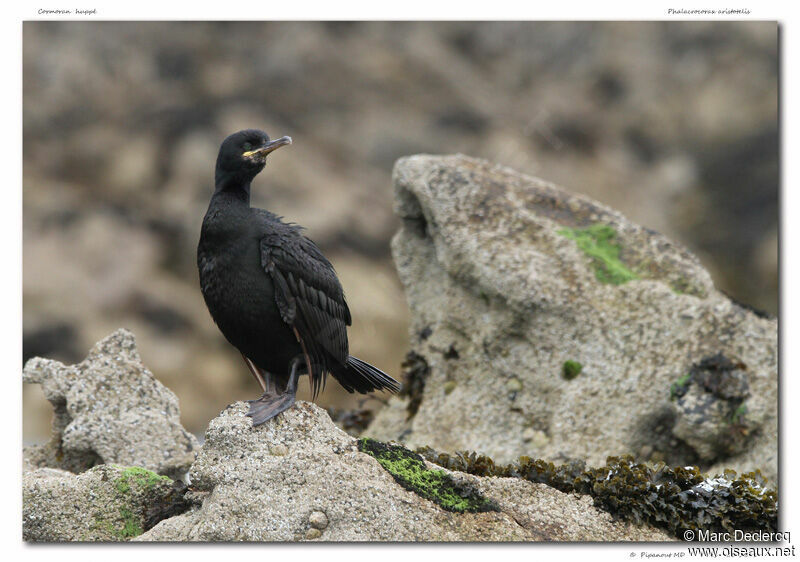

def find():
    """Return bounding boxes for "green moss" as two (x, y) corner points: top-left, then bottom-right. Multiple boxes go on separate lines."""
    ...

(670, 373), (692, 400)
(557, 224), (638, 285)
(93, 507), (144, 541)
(88, 467), (185, 541)
(117, 507), (144, 539)
(730, 404), (748, 424)
(113, 466), (171, 495)
(358, 438), (495, 513)
(562, 360), (583, 380)
(417, 448), (777, 538)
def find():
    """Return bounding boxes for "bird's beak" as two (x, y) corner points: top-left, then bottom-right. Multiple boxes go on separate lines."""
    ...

(243, 136), (292, 158)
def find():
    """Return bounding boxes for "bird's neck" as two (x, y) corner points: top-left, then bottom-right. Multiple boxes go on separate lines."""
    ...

(213, 170), (252, 206)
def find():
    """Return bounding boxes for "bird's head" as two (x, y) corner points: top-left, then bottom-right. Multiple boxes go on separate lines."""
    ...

(215, 129), (292, 188)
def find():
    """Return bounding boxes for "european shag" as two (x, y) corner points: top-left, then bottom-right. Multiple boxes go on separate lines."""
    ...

(198, 129), (401, 425)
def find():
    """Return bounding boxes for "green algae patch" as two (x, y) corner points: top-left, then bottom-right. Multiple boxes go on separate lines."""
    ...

(670, 373), (692, 400)
(101, 466), (174, 539)
(730, 404), (748, 425)
(113, 466), (171, 495)
(417, 448), (777, 538)
(117, 507), (144, 539)
(358, 438), (495, 513)
(558, 224), (638, 285)
(94, 506), (145, 540)
(562, 360), (583, 380)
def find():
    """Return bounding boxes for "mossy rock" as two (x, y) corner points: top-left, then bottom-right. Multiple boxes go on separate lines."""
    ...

(23, 464), (191, 542)
(359, 438), (495, 513)
(113, 465), (172, 495)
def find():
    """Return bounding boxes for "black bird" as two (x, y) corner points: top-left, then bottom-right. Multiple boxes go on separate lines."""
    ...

(198, 129), (401, 425)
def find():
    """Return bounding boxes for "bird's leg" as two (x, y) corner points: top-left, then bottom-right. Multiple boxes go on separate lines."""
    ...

(241, 353), (267, 393)
(246, 356), (302, 426)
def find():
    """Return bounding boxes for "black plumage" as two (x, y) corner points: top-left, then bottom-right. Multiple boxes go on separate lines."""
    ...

(198, 129), (400, 424)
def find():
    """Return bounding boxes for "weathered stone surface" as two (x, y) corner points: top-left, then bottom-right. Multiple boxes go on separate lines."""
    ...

(137, 402), (671, 541)
(368, 155), (777, 482)
(23, 329), (198, 479)
(24, 23), (777, 448)
(23, 464), (178, 541)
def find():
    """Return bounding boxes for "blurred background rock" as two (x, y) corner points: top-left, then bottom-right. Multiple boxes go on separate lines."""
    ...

(23, 21), (778, 441)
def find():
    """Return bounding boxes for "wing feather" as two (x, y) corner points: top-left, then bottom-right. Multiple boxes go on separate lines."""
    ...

(259, 223), (351, 398)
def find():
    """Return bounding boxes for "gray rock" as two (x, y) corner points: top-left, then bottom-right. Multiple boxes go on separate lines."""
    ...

(670, 354), (752, 463)
(368, 155), (777, 483)
(137, 402), (671, 541)
(23, 464), (177, 541)
(23, 329), (198, 479)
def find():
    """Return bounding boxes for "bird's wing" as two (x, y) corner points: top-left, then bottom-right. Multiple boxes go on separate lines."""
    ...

(260, 229), (351, 398)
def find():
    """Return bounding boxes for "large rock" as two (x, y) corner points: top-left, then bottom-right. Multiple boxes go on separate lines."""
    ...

(137, 402), (671, 541)
(23, 464), (184, 541)
(368, 155), (777, 482)
(23, 329), (198, 479)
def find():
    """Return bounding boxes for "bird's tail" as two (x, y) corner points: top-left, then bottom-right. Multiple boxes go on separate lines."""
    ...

(332, 356), (401, 394)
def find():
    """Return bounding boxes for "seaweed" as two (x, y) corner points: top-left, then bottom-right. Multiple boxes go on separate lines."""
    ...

(416, 448), (777, 538)
(399, 351), (430, 420)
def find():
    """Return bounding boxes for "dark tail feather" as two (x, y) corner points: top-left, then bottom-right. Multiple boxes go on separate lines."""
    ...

(333, 356), (402, 394)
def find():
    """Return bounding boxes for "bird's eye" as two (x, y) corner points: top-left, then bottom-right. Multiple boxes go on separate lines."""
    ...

(243, 142), (253, 151)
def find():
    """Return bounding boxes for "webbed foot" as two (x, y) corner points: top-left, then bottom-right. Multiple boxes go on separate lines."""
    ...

(245, 355), (303, 426)
(246, 390), (297, 425)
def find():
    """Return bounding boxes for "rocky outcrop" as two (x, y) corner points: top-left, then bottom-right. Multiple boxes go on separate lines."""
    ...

(23, 329), (198, 479)
(23, 464), (186, 541)
(137, 402), (672, 541)
(368, 155), (777, 483)
(22, 328), (772, 542)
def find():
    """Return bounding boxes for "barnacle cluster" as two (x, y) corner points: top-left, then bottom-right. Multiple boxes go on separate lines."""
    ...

(358, 438), (496, 513)
(416, 448), (777, 538)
